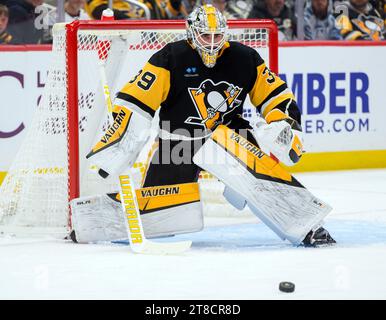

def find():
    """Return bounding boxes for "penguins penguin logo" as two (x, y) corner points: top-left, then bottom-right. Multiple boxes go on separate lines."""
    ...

(352, 14), (384, 40)
(185, 79), (242, 129)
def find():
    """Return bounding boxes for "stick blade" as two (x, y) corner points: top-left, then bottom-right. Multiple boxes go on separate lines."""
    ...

(132, 240), (192, 255)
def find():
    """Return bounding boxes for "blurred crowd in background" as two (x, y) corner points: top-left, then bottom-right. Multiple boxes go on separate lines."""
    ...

(0, 0), (385, 44)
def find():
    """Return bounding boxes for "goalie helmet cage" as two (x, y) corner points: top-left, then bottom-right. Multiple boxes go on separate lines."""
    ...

(0, 20), (278, 237)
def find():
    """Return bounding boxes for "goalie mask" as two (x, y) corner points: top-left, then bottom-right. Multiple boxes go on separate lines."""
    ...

(186, 4), (227, 68)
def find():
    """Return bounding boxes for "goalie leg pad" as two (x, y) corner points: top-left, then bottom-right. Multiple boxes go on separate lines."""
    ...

(70, 194), (127, 243)
(193, 125), (332, 245)
(131, 182), (204, 238)
(86, 105), (151, 177)
(70, 182), (204, 243)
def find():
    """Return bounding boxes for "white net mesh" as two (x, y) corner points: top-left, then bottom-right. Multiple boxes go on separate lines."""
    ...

(0, 29), (68, 236)
(0, 22), (274, 236)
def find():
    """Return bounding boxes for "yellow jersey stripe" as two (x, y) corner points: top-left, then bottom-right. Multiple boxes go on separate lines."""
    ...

(261, 93), (295, 118)
(249, 63), (287, 108)
(119, 62), (170, 113)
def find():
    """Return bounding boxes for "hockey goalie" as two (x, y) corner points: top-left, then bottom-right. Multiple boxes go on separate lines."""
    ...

(70, 4), (336, 247)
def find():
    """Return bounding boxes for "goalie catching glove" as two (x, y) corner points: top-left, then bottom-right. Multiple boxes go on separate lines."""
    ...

(253, 108), (305, 166)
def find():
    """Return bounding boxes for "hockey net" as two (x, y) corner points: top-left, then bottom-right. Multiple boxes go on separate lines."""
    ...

(0, 20), (278, 237)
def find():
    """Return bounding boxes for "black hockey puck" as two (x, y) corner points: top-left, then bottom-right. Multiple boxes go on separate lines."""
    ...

(279, 281), (295, 293)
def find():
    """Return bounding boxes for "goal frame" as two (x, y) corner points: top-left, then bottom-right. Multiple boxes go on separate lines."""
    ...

(65, 19), (279, 227)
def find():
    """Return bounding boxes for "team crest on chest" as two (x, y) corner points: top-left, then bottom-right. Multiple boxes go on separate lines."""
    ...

(185, 79), (243, 129)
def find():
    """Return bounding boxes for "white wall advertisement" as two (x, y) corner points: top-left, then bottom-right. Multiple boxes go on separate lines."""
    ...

(0, 44), (386, 172)
(278, 45), (386, 153)
(0, 50), (51, 170)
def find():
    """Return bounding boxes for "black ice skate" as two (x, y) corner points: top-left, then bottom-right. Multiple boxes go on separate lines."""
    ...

(302, 227), (336, 247)
(67, 230), (78, 243)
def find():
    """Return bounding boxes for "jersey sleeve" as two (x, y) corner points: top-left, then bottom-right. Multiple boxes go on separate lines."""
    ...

(114, 45), (171, 120)
(334, 14), (364, 40)
(249, 51), (301, 126)
(154, 0), (183, 18)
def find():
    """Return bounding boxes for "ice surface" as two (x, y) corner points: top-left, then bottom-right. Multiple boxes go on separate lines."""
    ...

(1, 169), (386, 299)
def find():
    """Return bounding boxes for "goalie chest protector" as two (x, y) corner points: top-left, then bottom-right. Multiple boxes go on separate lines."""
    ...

(117, 40), (267, 137)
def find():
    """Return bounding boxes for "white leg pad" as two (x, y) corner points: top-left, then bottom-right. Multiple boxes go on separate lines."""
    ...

(193, 126), (332, 245)
(70, 194), (203, 243)
(142, 202), (204, 239)
(70, 195), (127, 243)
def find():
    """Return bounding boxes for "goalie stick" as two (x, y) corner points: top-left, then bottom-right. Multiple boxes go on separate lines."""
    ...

(97, 10), (114, 123)
(96, 11), (192, 254)
(117, 171), (192, 254)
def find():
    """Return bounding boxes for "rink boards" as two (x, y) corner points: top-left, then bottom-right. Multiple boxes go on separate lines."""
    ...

(0, 42), (386, 185)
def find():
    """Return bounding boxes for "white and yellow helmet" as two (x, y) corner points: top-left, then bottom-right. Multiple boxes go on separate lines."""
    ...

(186, 4), (228, 68)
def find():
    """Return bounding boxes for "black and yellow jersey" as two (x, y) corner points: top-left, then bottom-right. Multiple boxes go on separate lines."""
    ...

(335, 1), (385, 40)
(85, 0), (182, 19)
(115, 40), (300, 138)
(0, 31), (13, 45)
(85, 0), (147, 19)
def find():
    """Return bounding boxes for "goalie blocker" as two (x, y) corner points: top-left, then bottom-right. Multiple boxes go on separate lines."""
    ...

(85, 104), (152, 178)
